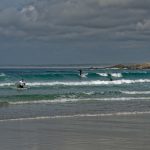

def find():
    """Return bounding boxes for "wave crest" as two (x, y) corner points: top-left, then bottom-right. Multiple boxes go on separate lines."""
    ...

(1, 79), (150, 88)
(0, 111), (150, 122)
(8, 97), (150, 105)
(26, 79), (150, 87)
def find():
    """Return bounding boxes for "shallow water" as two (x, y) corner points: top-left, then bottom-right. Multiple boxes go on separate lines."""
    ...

(0, 114), (150, 150)
(0, 67), (150, 120)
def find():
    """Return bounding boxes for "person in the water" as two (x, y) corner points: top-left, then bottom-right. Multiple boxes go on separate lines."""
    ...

(79, 69), (83, 76)
(107, 73), (113, 81)
(17, 79), (26, 88)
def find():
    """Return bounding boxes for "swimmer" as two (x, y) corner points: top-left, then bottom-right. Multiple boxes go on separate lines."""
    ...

(79, 69), (83, 76)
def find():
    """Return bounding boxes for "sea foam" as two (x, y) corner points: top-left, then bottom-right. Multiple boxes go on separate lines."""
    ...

(9, 97), (150, 105)
(1, 79), (150, 88)
(0, 111), (150, 122)
(121, 91), (150, 94)
(0, 73), (6, 77)
(26, 79), (150, 87)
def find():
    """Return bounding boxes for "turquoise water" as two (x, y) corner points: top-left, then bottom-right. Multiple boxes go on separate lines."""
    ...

(0, 67), (150, 120)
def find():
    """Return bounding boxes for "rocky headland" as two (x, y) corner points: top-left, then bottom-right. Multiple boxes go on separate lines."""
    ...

(110, 63), (150, 69)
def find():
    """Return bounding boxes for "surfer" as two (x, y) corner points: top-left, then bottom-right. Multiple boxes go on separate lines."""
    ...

(107, 73), (113, 81)
(79, 69), (83, 77)
(17, 79), (26, 88)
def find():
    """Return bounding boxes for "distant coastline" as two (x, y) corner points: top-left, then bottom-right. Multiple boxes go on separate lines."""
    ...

(0, 63), (150, 69)
(0, 64), (109, 69)
(109, 63), (150, 69)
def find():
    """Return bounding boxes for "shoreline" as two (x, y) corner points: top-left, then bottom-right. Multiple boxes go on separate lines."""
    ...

(0, 113), (150, 150)
(0, 111), (150, 122)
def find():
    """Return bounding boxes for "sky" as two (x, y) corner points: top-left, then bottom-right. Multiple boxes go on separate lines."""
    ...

(0, 0), (150, 65)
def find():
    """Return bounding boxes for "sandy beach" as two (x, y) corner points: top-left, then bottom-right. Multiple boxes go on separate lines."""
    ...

(0, 113), (150, 150)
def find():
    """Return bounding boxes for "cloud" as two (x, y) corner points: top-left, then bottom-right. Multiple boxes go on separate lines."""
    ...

(96, 0), (133, 7)
(0, 0), (150, 42)
(136, 19), (150, 31)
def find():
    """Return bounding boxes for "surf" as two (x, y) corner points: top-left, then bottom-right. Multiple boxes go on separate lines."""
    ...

(0, 111), (150, 122)
(1, 78), (150, 88)
(20, 79), (150, 87)
(7, 97), (150, 105)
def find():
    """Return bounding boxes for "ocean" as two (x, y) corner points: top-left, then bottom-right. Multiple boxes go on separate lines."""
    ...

(0, 66), (150, 121)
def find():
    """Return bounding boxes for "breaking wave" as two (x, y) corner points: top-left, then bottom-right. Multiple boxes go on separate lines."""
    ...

(1, 79), (150, 88)
(0, 83), (14, 87)
(111, 73), (122, 77)
(0, 73), (6, 77)
(8, 97), (150, 105)
(97, 73), (122, 77)
(97, 73), (108, 77)
(25, 79), (150, 86)
(121, 91), (150, 95)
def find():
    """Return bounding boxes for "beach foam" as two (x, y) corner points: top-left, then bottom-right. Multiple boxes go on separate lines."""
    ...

(0, 111), (150, 122)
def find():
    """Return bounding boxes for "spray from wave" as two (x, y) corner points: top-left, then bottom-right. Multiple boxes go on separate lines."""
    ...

(0, 73), (6, 77)
(111, 73), (122, 77)
(97, 73), (108, 77)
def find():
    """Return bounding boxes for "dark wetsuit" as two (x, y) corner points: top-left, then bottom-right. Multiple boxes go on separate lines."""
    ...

(79, 69), (82, 76)
(108, 73), (113, 81)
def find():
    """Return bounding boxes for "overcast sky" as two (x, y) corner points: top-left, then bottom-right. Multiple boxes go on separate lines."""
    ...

(0, 0), (150, 65)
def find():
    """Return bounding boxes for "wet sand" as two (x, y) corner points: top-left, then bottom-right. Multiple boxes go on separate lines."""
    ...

(0, 114), (150, 150)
